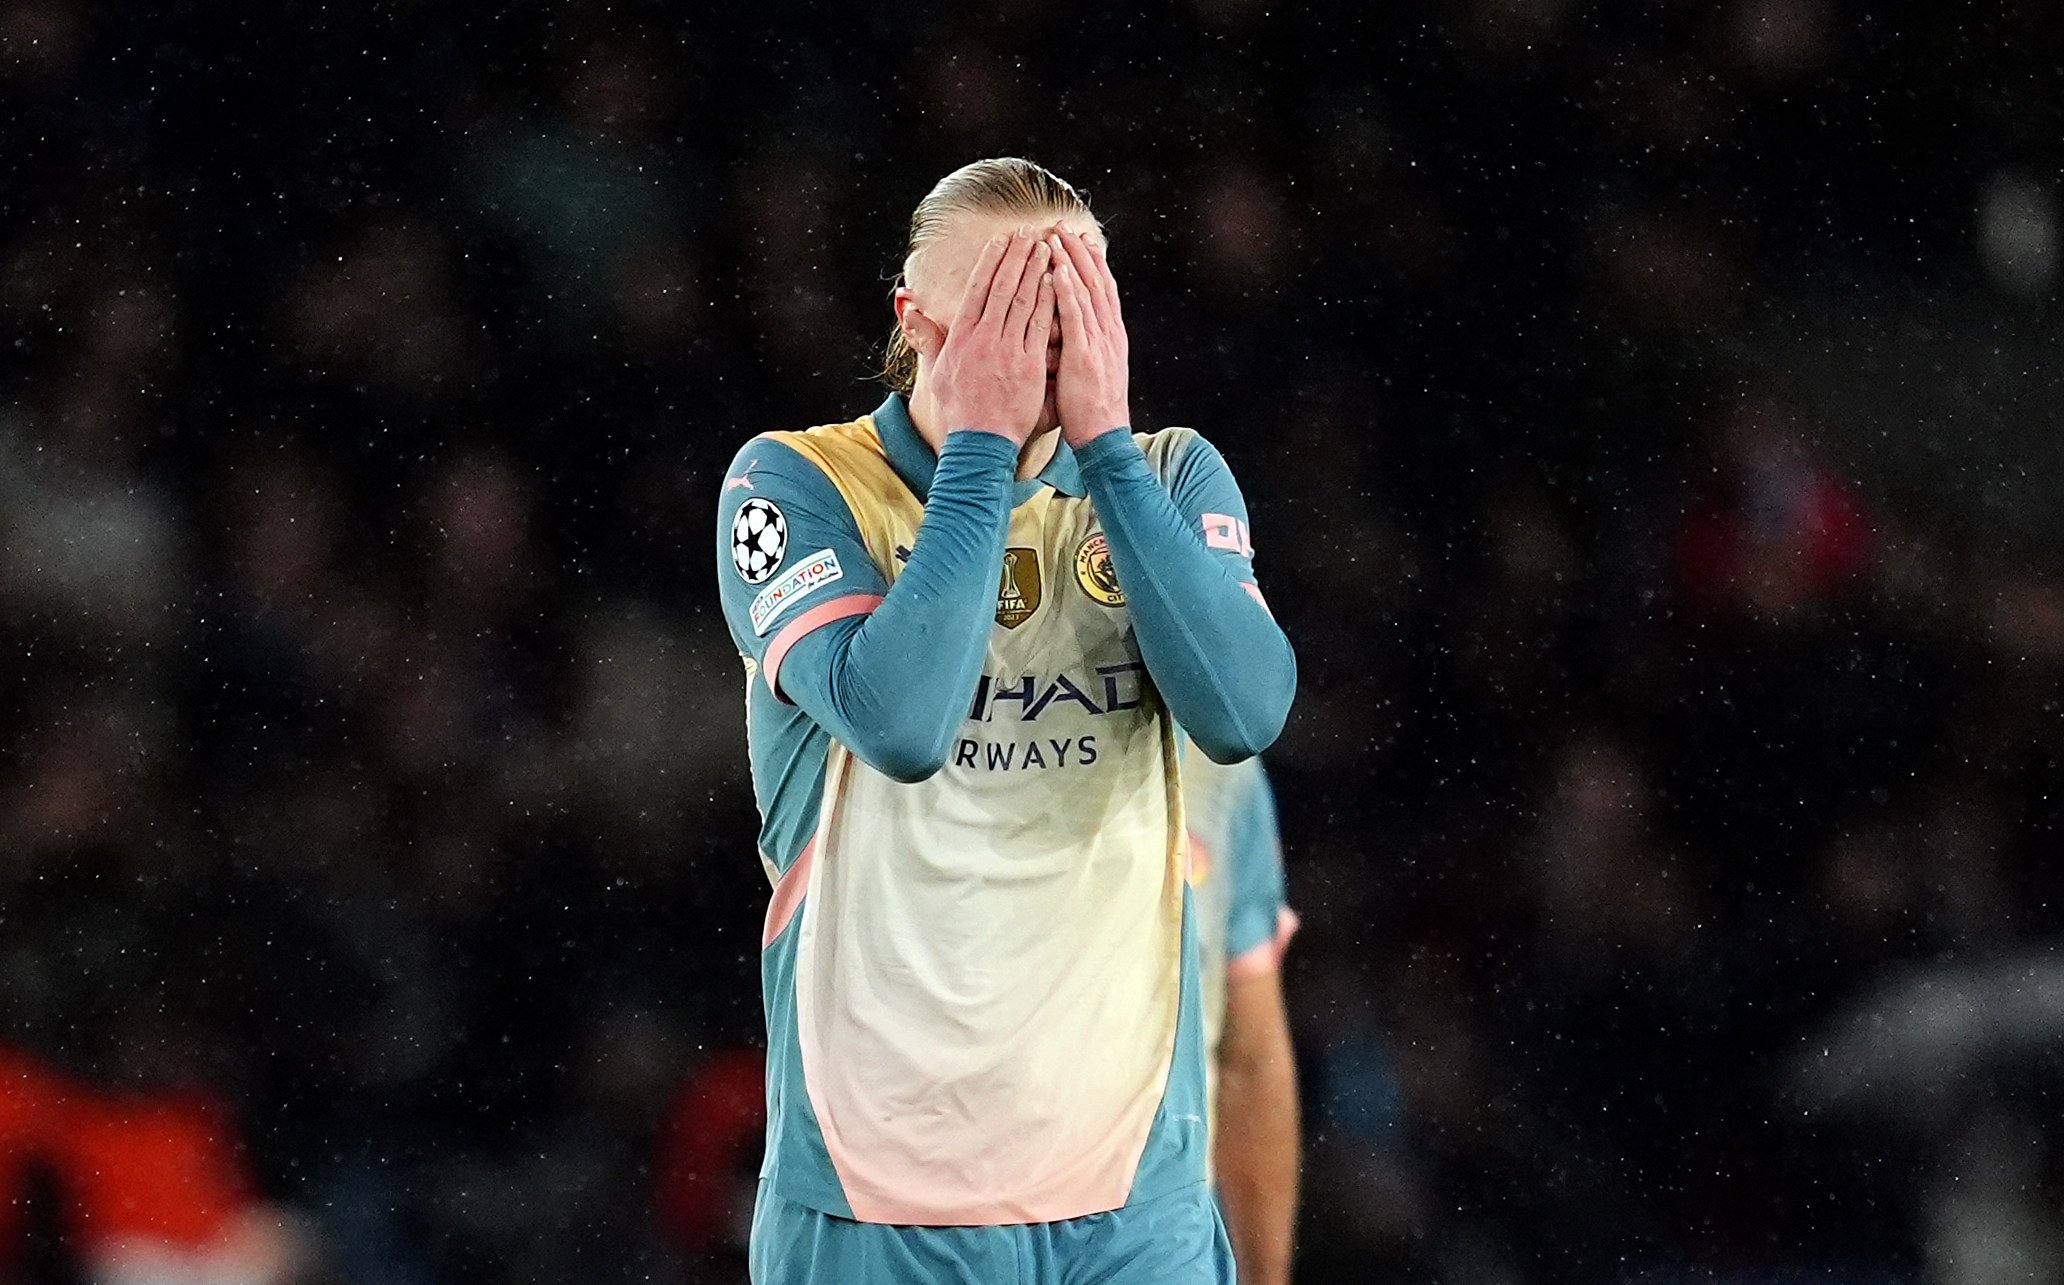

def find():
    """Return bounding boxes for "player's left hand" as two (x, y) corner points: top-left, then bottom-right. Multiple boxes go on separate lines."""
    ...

(1050, 230), (1131, 448)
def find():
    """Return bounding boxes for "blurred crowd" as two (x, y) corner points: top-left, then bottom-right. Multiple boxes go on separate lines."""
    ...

(2, 1), (2061, 1282)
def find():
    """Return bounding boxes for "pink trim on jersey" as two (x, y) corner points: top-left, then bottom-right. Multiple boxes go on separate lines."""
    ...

(1227, 906), (1301, 981)
(763, 594), (885, 702)
(762, 837), (819, 947)
(1239, 581), (1271, 615)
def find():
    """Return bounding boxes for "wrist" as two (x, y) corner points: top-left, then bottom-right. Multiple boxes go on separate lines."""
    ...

(1062, 417), (1130, 448)
(942, 427), (1024, 457)
(1070, 425), (1139, 468)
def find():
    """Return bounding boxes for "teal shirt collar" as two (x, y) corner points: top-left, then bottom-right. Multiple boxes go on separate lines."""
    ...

(871, 393), (1086, 504)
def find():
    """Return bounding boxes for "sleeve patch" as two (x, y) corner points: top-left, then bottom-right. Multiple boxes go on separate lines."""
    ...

(749, 549), (845, 635)
(1201, 512), (1253, 557)
(730, 498), (789, 583)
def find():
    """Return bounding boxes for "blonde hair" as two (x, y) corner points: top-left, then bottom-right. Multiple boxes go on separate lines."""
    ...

(881, 157), (1096, 393)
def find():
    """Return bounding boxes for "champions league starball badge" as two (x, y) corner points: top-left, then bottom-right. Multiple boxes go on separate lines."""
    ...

(731, 498), (788, 584)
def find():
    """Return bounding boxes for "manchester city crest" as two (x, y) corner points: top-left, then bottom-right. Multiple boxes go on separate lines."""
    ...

(1073, 532), (1125, 606)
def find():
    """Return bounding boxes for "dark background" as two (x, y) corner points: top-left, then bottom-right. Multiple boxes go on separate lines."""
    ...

(3, 1), (2062, 1282)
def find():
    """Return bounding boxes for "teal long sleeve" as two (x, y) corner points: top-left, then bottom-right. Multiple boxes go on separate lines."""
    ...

(776, 429), (1018, 782)
(1074, 430), (1296, 762)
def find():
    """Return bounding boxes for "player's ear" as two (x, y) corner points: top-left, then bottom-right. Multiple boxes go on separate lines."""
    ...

(895, 291), (945, 361)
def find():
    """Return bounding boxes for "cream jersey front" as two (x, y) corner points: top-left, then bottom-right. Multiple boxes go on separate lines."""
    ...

(716, 396), (1265, 1227)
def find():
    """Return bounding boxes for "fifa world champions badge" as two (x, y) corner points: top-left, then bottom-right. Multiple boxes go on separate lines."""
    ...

(1073, 532), (1125, 606)
(996, 547), (1042, 628)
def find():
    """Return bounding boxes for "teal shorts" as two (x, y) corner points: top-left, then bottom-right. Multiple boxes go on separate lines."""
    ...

(748, 1181), (1235, 1285)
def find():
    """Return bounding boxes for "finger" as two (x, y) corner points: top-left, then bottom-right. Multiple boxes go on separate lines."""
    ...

(1079, 233), (1122, 326)
(1085, 237), (1123, 324)
(1054, 231), (1111, 334)
(1025, 269), (1056, 352)
(905, 308), (946, 361)
(951, 235), (1011, 332)
(1003, 240), (1052, 340)
(1054, 258), (1090, 349)
(980, 232), (1038, 335)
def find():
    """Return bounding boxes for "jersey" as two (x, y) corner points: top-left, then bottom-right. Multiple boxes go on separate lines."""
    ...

(717, 394), (1271, 1228)
(1182, 745), (1297, 1137)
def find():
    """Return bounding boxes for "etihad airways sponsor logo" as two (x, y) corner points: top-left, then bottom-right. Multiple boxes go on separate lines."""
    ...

(965, 662), (1148, 722)
(950, 734), (1100, 771)
(939, 663), (1152, 772)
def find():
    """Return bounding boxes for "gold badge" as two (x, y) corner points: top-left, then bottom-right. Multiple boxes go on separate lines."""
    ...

(1073, 532), (1125, 606)
(996, 547), (1042, 628)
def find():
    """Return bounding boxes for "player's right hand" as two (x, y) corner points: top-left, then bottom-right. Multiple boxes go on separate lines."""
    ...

(905, 232), (1055, 447)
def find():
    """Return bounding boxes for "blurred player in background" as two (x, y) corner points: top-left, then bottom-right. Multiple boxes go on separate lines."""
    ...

(1186, 743), (1301, 1285)
(715, 158), (1295, 1283)
(0, 1043), (308, 1285)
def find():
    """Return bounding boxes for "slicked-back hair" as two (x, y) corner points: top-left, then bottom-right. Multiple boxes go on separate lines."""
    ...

(881, 157), (1097, 393)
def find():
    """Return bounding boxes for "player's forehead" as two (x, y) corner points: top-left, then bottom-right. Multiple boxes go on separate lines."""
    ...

(910, 209), (1105, 298)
